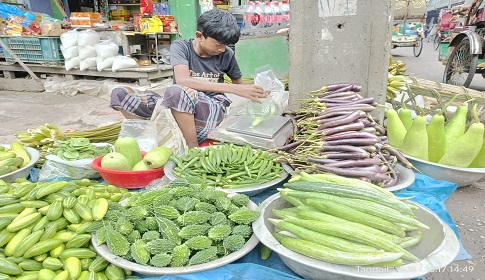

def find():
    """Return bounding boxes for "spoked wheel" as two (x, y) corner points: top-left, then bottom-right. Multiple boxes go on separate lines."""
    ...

(413, 38), (423, 57)
(443, 38), (478, 87)
(433, 35), (441, 50)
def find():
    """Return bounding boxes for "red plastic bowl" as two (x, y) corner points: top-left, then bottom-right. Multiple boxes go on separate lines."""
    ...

(92, 153), (165, 189)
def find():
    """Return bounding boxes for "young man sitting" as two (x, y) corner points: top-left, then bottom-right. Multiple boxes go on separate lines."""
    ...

(110, 9), (266, 148)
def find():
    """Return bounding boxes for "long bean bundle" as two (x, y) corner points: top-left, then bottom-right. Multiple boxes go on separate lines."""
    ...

(276, 83), (412, 188)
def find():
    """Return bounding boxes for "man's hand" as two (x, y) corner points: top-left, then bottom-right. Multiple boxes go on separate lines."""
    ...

(231, 84), (267, 103)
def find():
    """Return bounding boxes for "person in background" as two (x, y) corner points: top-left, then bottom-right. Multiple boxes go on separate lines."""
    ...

(110, 9), (266, 148)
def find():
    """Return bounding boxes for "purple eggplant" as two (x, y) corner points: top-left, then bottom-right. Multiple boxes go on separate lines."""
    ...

(317, 122), (365, 136)
(323, 137), (379, 147)
(324, 157), (381, 168)
(318, 111), (363, 130)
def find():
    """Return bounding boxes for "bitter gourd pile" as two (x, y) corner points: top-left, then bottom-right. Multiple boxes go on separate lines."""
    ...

(92, 176), (260, 267)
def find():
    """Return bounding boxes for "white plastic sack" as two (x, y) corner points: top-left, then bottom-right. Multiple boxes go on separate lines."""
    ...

(78, 45), (97, 60)
(60, 45), (79, 60)
(112, 56), (138, 72)
(96, 40), (120, 59)
(79, 57), (97, 71)
(77, 29), (100, 47)
(96, 56), (115, 71)
(60, 29), (78, 48)
(65, 57), (80, 71)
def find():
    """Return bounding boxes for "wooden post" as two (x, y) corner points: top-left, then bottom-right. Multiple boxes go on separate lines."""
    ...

(52, 0), (68, 18)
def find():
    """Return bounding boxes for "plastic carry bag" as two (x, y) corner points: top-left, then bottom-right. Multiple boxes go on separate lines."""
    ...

(247, 66), (286, 127)
(118, 119), (158, 152)
(150, 99), (186, 156)
(38, 143), (113, 181)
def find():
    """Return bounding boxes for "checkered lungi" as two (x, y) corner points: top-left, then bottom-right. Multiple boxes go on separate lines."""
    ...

(110, 85), (231, 143)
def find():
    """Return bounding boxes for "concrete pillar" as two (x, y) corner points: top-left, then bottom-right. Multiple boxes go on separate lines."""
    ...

(288, 0), (395, 111)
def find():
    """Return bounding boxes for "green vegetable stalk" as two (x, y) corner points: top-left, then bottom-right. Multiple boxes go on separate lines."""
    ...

(439, 104), (484, 167)
(401, 106), (428, 161)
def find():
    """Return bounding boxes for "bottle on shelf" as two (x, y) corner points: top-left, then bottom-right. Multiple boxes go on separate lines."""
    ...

(251, 1), (264, 30)
(281, 0), (290, 26)
(243, 1), (255, 31)
(262, 1), (275, 33)
(273, 1), (282, 27)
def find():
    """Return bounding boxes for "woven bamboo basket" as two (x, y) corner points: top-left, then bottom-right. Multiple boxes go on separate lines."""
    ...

(388, 76), (485, 121)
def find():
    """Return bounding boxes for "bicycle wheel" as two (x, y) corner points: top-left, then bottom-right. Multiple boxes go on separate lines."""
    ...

(414, 38), (423, 57)
(433, 35), (441, 50)
(443, 38), (478, 87)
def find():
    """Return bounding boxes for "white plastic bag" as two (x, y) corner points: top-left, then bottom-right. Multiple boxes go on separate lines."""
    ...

(60, 29), (78, 48)
(118, 119), (159, 152)
(150, 99), (186, 155)
(96, 40), (120, 58)
(38, 143), (112, 181)
(96, 56), (115, 71)
(39, 155), (100, 181)
(112, 56), (138, 72)
(79, 57), (97, 71)
(247, 67), (286, 126)
(60, 45), (79, 60)
(77, 29), (100, 47)
(65, 57), (80, 71)
(79, 45), (97, 60)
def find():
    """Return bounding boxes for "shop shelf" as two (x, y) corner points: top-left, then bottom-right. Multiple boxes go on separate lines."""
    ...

(1, 36), (64, 66)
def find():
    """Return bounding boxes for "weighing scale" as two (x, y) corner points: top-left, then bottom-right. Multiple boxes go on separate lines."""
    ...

(224, 115), (294, 149)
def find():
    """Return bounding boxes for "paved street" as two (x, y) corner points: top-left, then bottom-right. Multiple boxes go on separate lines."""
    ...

(392, 40), (485, 280)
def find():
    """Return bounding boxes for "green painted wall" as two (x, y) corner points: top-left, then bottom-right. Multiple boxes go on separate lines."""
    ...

(169, 0), (199, 40)
(235, 35), (289, 79)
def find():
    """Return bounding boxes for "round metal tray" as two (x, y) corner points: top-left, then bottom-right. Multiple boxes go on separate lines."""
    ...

(281, 163), (415, 192)
(92, 195), (260, 276)
(0, 145), (40, 183)
(405, 154), (485, 187)
(164, 147), (289, 196)
(253, 193), (460, 280)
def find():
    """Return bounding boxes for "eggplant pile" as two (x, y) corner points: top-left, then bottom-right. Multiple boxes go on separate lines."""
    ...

(277, 83), (412, 188)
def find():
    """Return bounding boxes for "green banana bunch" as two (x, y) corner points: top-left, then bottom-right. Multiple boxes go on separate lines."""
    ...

(387, 74), (411, 99)
(15, 123), (67, 168)
(388, 56), (407, 76)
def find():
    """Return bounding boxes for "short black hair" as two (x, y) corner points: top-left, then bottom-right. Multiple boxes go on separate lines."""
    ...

(197, 9), (240, 45)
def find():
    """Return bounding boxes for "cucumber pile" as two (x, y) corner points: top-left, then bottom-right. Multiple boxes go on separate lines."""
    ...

(92, 176), (260, 267)
(0, 178), (136, 279)
(271, 173), (429, 266)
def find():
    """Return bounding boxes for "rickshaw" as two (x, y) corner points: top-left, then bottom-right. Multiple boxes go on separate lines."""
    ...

(443, 0), (485, 87)
(391, 20), (425, 57)
(391, 0), (426, 57)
